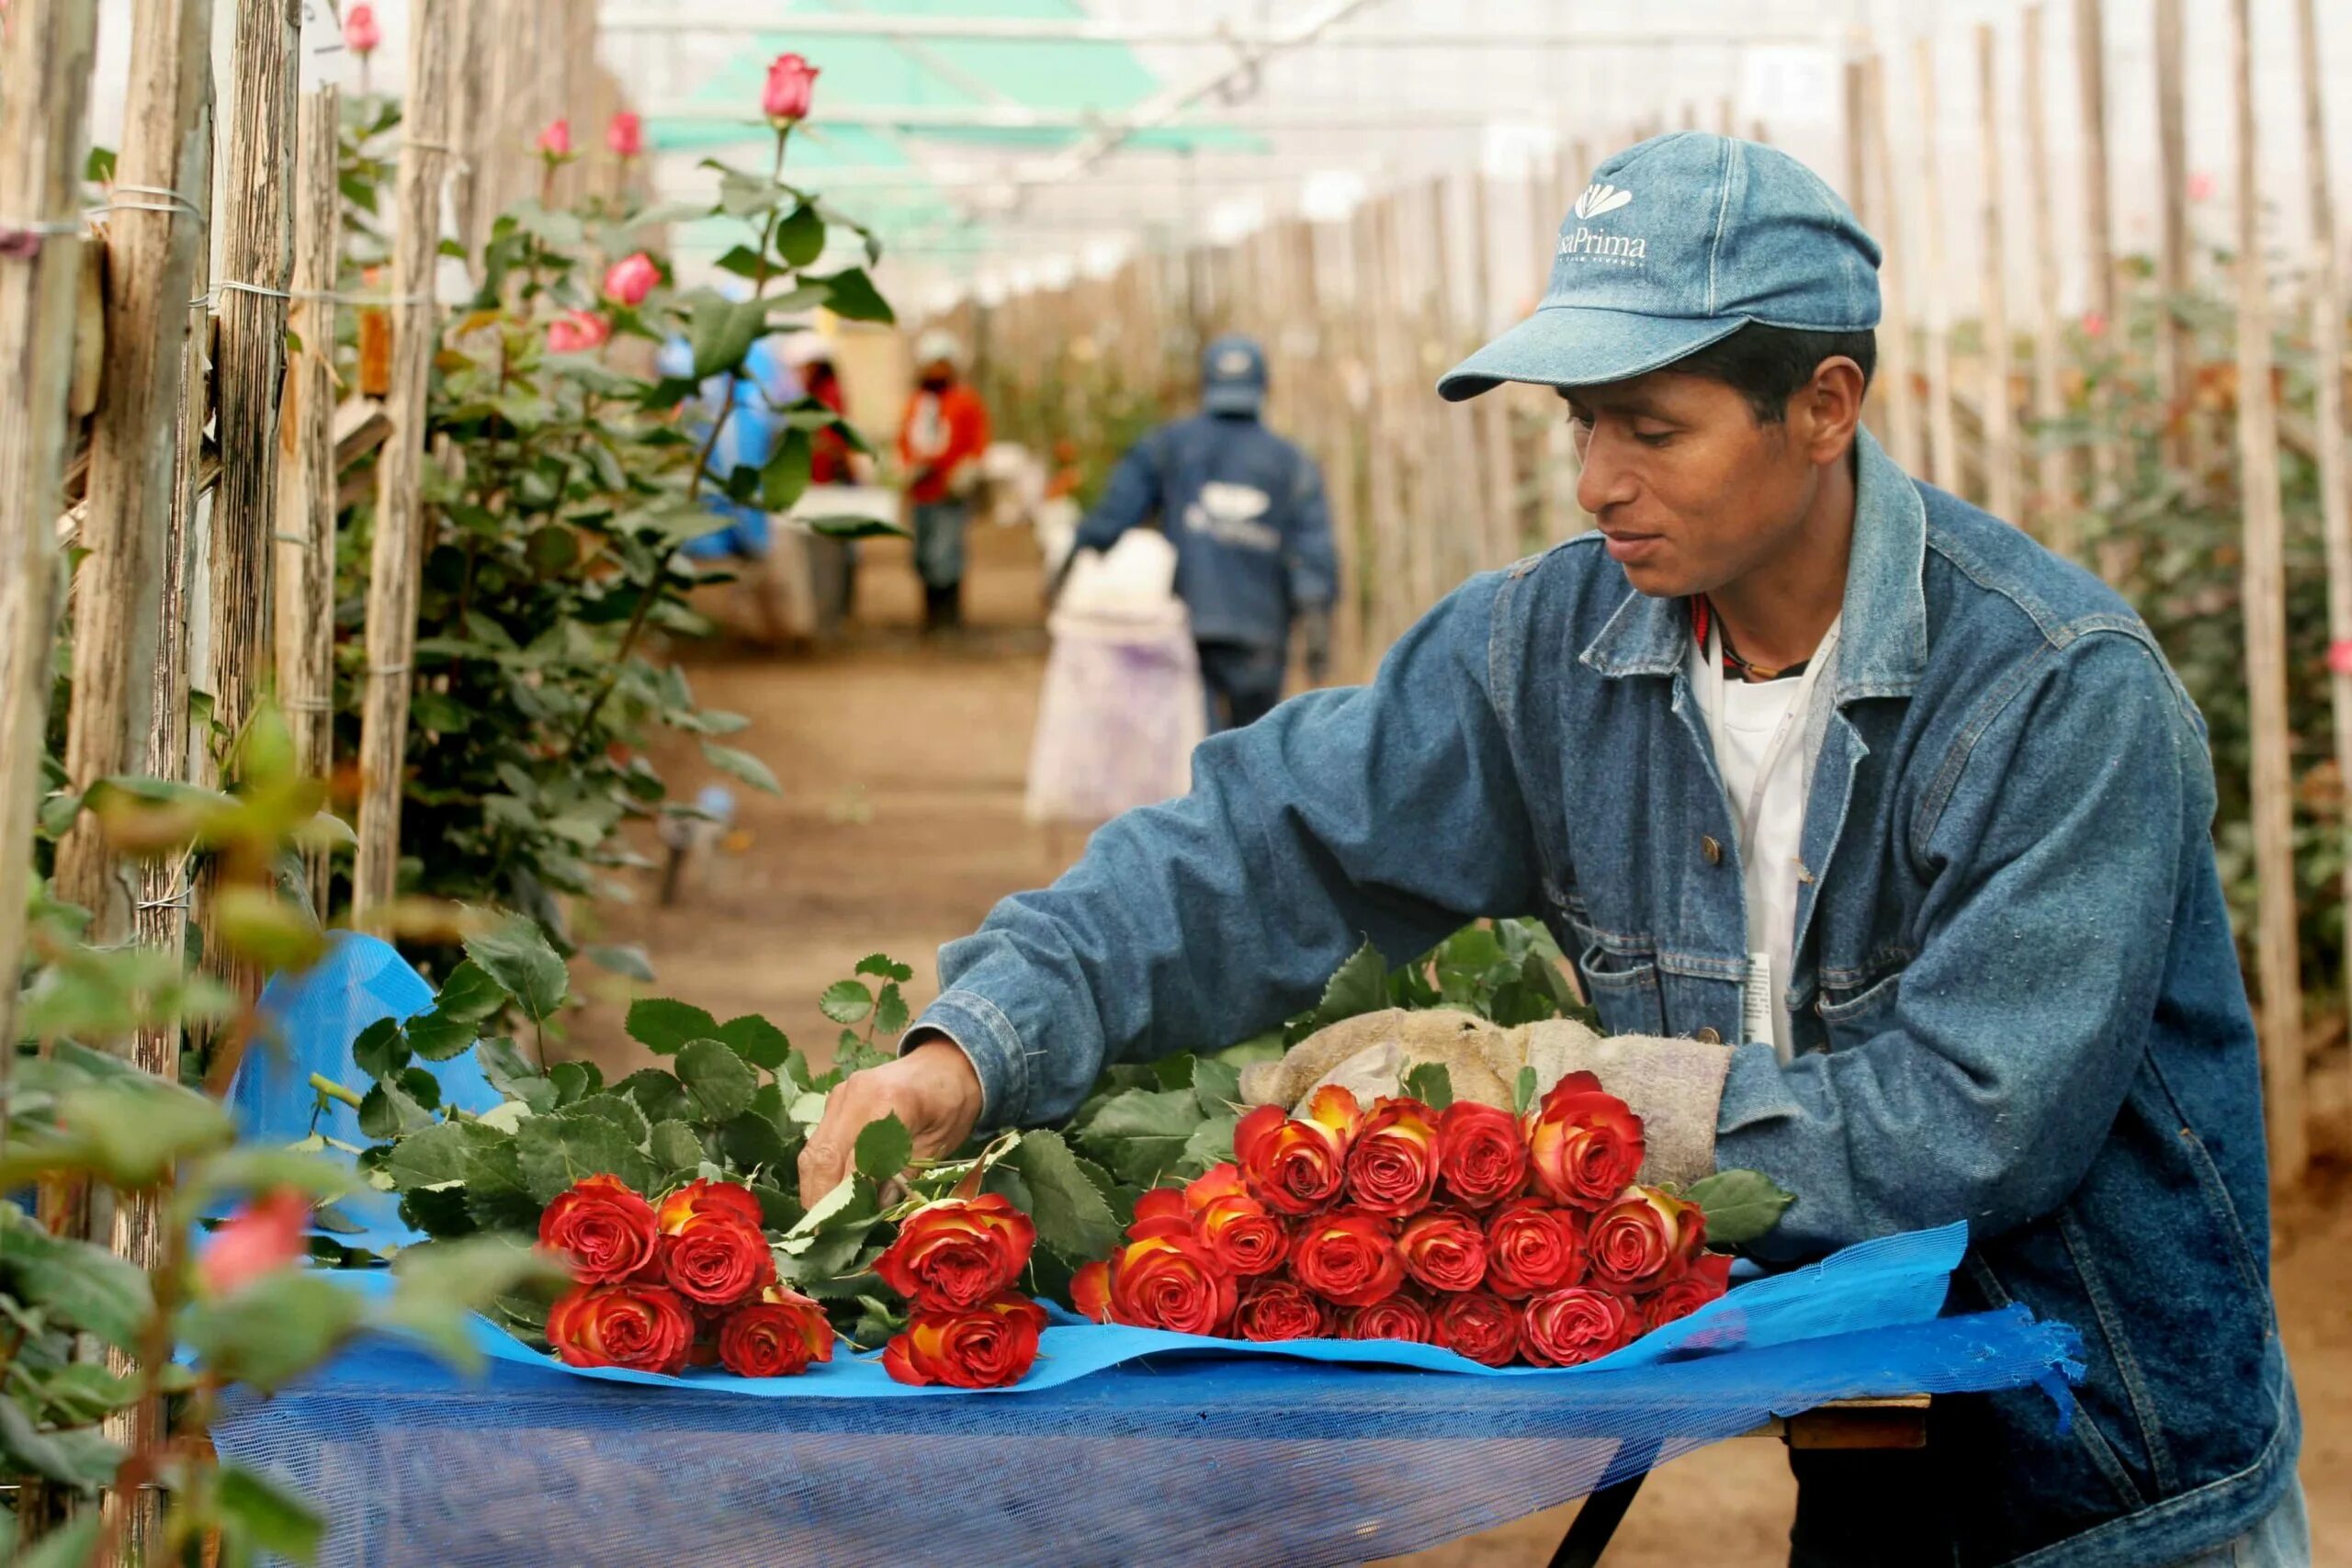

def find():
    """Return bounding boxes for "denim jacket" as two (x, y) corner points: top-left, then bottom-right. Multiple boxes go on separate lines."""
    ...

(1077, 411), (1338, 649)
(919, 430), (2296, 1564)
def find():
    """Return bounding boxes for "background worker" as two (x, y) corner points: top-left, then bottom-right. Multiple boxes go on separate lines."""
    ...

(898, 329), (992, 633)
(1070, 333), (1338, 730)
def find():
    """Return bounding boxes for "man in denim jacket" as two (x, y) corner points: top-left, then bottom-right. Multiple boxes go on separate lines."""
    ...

(802, 134), (2304, 1565)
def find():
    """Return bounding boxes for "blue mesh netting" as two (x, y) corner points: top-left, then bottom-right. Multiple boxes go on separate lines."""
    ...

(212, 937), (2083, 1565)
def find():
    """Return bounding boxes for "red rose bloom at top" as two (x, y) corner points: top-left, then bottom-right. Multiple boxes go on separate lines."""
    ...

(1589, 1186), (1704, 1292)
(1235, 1085), (1360, 1215)
(659, 1213), (775, 1308)
(883, 1292), (1046, 1389)
(718, 1287), (834, 1378)
(1645, 1251), (1735, 1330)
(603, 251), (660, 308)
(763, 52), (820, 125)
(875, 1194), (1036, 1311)
(1484, 1199), (1588, 1298)
(1106, 1234), (1236, 1335)
(1521, 1285), (1634, 1367)
(1524, 1072), (1646, 1211)
(656, 1177), (763, 1236)
(606, 109), (644, 159)
(1291, 1210), (1405, 1307)
(1344, 1097), (1441, 1216)
(1434, 1101), (1529, 1208)
(539, 1174), (661, 1284)
(548, 1281), (695, 1374)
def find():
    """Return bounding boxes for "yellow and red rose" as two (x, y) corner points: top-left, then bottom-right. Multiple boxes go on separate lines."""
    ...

(1396, 1208), (1488, 1293)
(717, 1287), (835, 1377)
(1105, 1233), (1237, 1335)
(547, 1281), (696, 1374)
(1344, 1097), (1441, 1217)
(1521, 1285), (1634, 1368)
(874, 1194), (1036, 1311)
(1234, 1085), (1361, 1215)
(1290, 1209), (1405, 1307)
(539, 1174), (661, 1284)
(1484, 1199), (1588, 1298)
(883, 1292), (1048, 1389)
(1644, 1251), (1734, 1330)
(1523, 1071), (1646, 1211)
(1342, 1292), (1434, 1344)
(1588, 1186), (1703, 1293)
(1434, 1100), (1529, 1208)
(1431, 1291), (1521, 1366)
(1233, 1278), (1330, 1341)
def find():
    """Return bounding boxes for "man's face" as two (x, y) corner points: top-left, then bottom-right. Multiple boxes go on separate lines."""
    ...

(1563, 371), (1823, 599)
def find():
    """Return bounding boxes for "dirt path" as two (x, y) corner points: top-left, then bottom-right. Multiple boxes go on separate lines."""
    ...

(571, 523), (2346, 1567)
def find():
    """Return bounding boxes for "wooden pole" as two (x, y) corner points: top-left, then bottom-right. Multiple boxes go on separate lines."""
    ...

(1358, 198), (1409, 652)
(1913, 37), (1962, 494)
(2298, 0), (2352, 1166)
(2229, 0), (2306, 1183)
(2154, 0), (2190, 474)
(277, 85), (340, 915)
(1975, 24), (2018, 524)
(1843, 56), (1870, 226)
(1465, 175), (1521, 568)
(0, 0), (101, 1059)
(1866, 52), (1926, 479)
(1525, 158), (1566, 544)
(2022, 5), (2078, 554)
(356, 0), (457, 922)
(57, 0), (216, 942)
(2075, 0), (2119, 513)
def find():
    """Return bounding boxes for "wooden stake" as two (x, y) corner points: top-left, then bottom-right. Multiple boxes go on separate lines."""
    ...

(2229, 0), (2306, 1183)
(1526, 158), (1566, 544)
(2075, 0), (2119, 513)
(1843, 56), (1871, 227)
(1465, 175), (1521, 568)
(1913, 37), (1962, 494)
(277, 85), (340, 915)
(2298, 0), (2352, 1167)
(2154, 0), (2190, 473)
(57, 0), (216, 943)
(2022, 5), (2078, 553)
(1865, 52), (1926, 478)
(0, 0), (101, 1058)
(1975, 25), (2018, 523)
(356, 0), (457, 922)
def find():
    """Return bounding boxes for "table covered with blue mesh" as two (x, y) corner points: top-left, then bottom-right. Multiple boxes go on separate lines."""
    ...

(210, 936), (2082, 1568)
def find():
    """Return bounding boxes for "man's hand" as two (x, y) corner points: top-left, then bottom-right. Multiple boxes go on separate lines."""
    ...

(797, 1036), (984, 1206)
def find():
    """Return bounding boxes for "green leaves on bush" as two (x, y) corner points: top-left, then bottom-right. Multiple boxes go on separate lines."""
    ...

(1683, 1169), (1797, 1246)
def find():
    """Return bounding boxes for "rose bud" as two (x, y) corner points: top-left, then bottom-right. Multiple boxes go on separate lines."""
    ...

(1126, 1186), (1193, 1241)
(1588, 1186), (1703, 1293)
(717, 1287), (834, 1377)
(198, 1190), (311, 1296)
(342, 2), (380, 59)
(1484, 1198), (1588, 1298)
(536, 117), (572, 158)
(546, 310), (610, 354)
(1290, 1209), (1406, 1308)
(1194, 1193), (1290, 1277)
(602, 251), (660, 308)
(1524, 1071), (1645, 1212)
(874, 1194), (1036, 1312)
(548, 1281), (696, 1374)
(1435, 1100), (1529, 1209)
(538, 1173), (661, 1284)
(1342, 1292), (1434, 1344)
(607, 109), (644, 160)
(1521, 1285), (1634, 1368)
(656, 1177), (763, 1235)
(763, 52), (820, 126)
(883, 1292), (1049, 1388)
(1644, 1251), (1735, 1331)
(1432, 1292), (1521, 1367)
(659, 1213), (776, 1308)
(1396, 1208), (1488, 1293)
(1106, 1234), (1236, 1336)
(1070, 1258), (1116, 1324)
(1233, 1084), (1360, 1215)
(1234, 1278), (1330, 1341)
(1344, 1097), (1440, 1217)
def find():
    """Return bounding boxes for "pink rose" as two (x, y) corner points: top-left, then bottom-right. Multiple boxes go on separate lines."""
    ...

(603, 251), (660, 307)
(547, 310), (610, 354)
(537, 118), (572, 158)
(343, 3), (380, 59)
(763, 53), (820, 125)
(199, 1190), (311, 1295)
(2327, 639), (2352, 678)
(2188, 171), (2215, 202)
(2081, 310), (2108, 340)
(607, 110), (644, 160)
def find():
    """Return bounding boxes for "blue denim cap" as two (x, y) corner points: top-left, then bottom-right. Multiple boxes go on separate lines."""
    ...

(1438, 132), (1882, 400)
(1202, 333), (1269, 414)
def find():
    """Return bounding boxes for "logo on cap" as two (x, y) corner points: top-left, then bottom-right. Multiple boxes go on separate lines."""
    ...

(1215, 347), (1255, 378)
(1572, 182), (1634, 220)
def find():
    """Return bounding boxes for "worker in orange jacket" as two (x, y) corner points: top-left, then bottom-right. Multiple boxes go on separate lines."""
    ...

(897, 329), (993, 632)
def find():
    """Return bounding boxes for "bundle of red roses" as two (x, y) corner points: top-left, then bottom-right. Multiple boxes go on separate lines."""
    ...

(537, 1175), (832, 1377)
(1068, 1075), (1736, 1368)
(873, 1193), (1049, 1388)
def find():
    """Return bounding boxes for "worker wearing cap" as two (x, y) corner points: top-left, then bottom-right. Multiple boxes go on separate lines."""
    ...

(899, 329), (993, 632)
(1069, 333), (1339, 731)
(807, 134), (2302, 1564)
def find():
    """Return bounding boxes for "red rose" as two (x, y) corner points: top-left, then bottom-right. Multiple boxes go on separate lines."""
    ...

(1431, 1292), (1521, 1367)
(717, 1287), (834, 1377)
(1070, 1258), (1114, 1323)
(1588, 1186), (1703, 1293)
(539, 1174), (661, 1284)
(1523, 1071), (1646, 1211)
(1291, 1210), (1405, 1308)
(1234, 1086), (1360, 1215)
(1342, 1292), (1434, 1344)
(548, 1281), (695, 1374)
(656, 1177), (764, 1236)
(659, 1214), (775, 1307)
(1183, 1163), (1249, 1209)
(1521, 1285), (1634, 1367)
(1194, 1194), (1290, 1277)
(1107, 1234), (1236, 1335)
(1434, 1101), (1530, 1209)
(1396, 1208), (1488, 1293)
(1344, 1097), (1441, 1217)
(874, 1194), (1036, 1311)
(882, 1292), (1047, 1389)
(1126, 1186), (1193, 1241)
(602, 251), (661, 308)
(198, 1190), (311, 1297)
(763, 52), (820, 126)
(1234, 1278), (1330, 1341)
(1644, 1251), (1734, 1330)
(1484, 1199), (1588, 1298)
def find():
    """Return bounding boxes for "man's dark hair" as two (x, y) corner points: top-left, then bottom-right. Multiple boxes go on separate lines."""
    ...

(1665, 322), (1877, 423)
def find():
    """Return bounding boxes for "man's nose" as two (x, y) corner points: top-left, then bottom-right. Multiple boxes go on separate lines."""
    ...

(1576, 428), (1639, 517)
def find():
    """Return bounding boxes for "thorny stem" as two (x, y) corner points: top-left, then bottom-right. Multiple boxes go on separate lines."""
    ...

(685, 128), (792, 504)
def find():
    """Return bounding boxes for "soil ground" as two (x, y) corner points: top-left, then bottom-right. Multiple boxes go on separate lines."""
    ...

(571, 523), (2347, 1566)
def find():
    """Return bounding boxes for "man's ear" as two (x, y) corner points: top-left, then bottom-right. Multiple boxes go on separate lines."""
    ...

(1798, 356), (1867, 464)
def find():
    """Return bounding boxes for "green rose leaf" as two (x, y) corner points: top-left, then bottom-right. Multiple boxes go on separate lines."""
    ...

(1004, 1130), (1122, 1262)
(1179, 1113), (1238, 1176)
(380, 1235), (568, 1373)
(1192, 1055), (1241, 1115)
(818, 979), (873, 1026)
(689, 294), (769, 379)
(650, 1119), (706, 1172)
(432, 959), (510, 1022)
(357, 1077), (436, 1141)
(811, 266), (894, 323)
(774, 200), (827, 268)
(385, 1119), (496, 1190)
(561, 1092), (650, 1148)
(711, 1013), (792, 1070)
(462, 1143), (539, 1233)
(1512, 1065), (1538, 1118)
(0, 1400), (122, 1491)
(399, 1186), (479, 1239)
(177, 1271), (367, 1393)
(800, 513), (910, 540)
(614, 1067), (692, 1124)
(548, 1060), (600, 1106)
(464, 913), (568, 1023)
(514, 1110), (659, 1205)
(476, 1035), (557, 1115)
(1683, 1168), (1797, 1246)
(760, 425), (813, 513)
(582, 943), (657, 983)
(405, 1010), (479, 1063)
(1402, 1061), (1455, 1111)
(0, 1207), (153, 1351)
(854, 953), (914, 984)
(872, 982), (910, 1038)
(215, 1462), (327, 1562)
(352, 1017), (409, 1080)
(1073, 1087), (1203, 1188)
(627, 998), (719, 1055)
(853, 1111), (912, 1184)
(1290, 939), (1390, 1043)
(701, 741), (781, 795)
(674, 1038), (759, 1122)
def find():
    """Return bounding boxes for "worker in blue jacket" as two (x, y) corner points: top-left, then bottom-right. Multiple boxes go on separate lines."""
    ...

(1071, 334), (1339, 731)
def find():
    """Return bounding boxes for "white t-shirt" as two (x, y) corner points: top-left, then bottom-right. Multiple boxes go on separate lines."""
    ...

(1691, 617), (1841, 1061)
